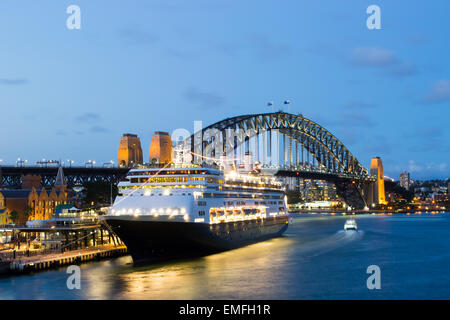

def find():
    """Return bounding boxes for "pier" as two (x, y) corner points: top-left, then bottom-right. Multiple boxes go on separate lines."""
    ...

(1, 244), (127, 275)
(0, 212), (128, 276)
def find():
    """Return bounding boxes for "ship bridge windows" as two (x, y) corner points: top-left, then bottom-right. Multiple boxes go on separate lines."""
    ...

(189, 177), (205, 181)
(243, 208), (258, 215)
(138, 177), (188, 184)
(128, 169), (221, 176)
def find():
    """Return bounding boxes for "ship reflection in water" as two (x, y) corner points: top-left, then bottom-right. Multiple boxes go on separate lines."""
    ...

(1, 213), (450, 299)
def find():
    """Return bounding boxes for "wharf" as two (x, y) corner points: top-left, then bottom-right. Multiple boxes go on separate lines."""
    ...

(2, 245), (127, 275)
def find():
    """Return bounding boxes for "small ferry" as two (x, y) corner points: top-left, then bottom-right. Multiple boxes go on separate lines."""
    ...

(344, 218), (358, 231)
(103, 164), (289, 263)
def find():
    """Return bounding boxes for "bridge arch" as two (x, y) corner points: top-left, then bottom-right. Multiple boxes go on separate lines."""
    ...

(178, 111), (368, 177)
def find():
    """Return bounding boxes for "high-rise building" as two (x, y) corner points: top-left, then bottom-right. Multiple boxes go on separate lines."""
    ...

(399, 171), (411, 190)
(370, 157), (386, 205)
(149, 131), (173, 164)
(118, 133), (143, 167)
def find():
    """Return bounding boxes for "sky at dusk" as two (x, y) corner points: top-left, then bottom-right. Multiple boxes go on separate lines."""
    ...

(0, 0), (449, 180)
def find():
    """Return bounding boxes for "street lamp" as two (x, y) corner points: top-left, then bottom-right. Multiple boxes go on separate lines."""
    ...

(66, 159), (75, 167)
(85, 160), (95, 168)
(16, 158), (26, 167)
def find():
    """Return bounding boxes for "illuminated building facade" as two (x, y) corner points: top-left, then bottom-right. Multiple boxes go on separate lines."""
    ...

(0, 188), (67, 224)
(294, 179), (338, 202)
(400, 171), (411, 190)
(0, 193), (10, 224)
(149, 131), (173, 164)
(0, 168), (68, 224)
(370, 157), (386, 205)
(118, 133), (143, 167)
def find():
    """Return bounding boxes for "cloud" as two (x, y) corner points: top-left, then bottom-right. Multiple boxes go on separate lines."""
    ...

(75, 112), (101, 123)
(215, 35), (291, 60)
(0, 78), (28, 85)
(362, 135), (392, 155)
(118, 28), (158, 45)
(89, 126), (108, 133)
(348, 46), (417, 78)
(387, 62), (417, 78)
(405, 160), (448, 174)
(405, 127), (443, 138)
(349, 47), (397, 67)
(403, 126), (450, 153)
(420, 80), (450, 104)
(184, 87), (225, 109)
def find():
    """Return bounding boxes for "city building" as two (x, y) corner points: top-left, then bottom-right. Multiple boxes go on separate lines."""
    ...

(118, 133), (143, 167)
(370, 157), (386, 205)
(400, 171), (411, 190)
(0, 193), (10, 224)
(0, 169), (68, 225)
(21, 174), (41, 189)
(149, 131), (173, 164)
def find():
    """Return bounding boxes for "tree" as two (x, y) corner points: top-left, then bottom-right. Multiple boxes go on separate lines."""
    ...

(9, 210), (19, 224)
(286, 190), (303, 204)
(83, 181), (118, 207)
(24, 205), (33, 220)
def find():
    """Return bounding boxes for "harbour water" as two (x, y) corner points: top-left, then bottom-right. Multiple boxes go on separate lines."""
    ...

(1, 213), (449, 299)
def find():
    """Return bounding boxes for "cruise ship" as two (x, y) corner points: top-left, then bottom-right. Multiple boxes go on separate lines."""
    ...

(103, 164), (289, 263)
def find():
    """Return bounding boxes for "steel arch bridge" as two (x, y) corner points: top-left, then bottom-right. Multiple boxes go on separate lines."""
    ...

(176, 111), (375, 209)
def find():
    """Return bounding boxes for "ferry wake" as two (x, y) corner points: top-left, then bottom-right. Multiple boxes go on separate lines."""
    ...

(102, 163), (289, 264)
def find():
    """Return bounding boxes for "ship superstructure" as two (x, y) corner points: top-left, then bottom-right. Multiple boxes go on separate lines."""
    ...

(104, 164), (289, 263)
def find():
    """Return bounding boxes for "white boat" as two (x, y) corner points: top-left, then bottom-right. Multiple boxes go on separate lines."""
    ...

(344, 218), (358, 231)
(103, 164), (290, 263)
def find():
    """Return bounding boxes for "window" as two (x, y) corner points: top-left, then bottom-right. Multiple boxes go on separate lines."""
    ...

(198, 201), (206, 206)
(199, 211), (206, 216)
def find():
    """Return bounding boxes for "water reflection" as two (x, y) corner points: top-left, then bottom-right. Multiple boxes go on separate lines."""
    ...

(102, 237), (294, 299)
(2, 213), (450, 299)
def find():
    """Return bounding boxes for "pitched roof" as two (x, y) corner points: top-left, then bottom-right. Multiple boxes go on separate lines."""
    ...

(56, 204), (75, 210)
(0, 189), (32, 198)
(55, 166), (66, 186)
